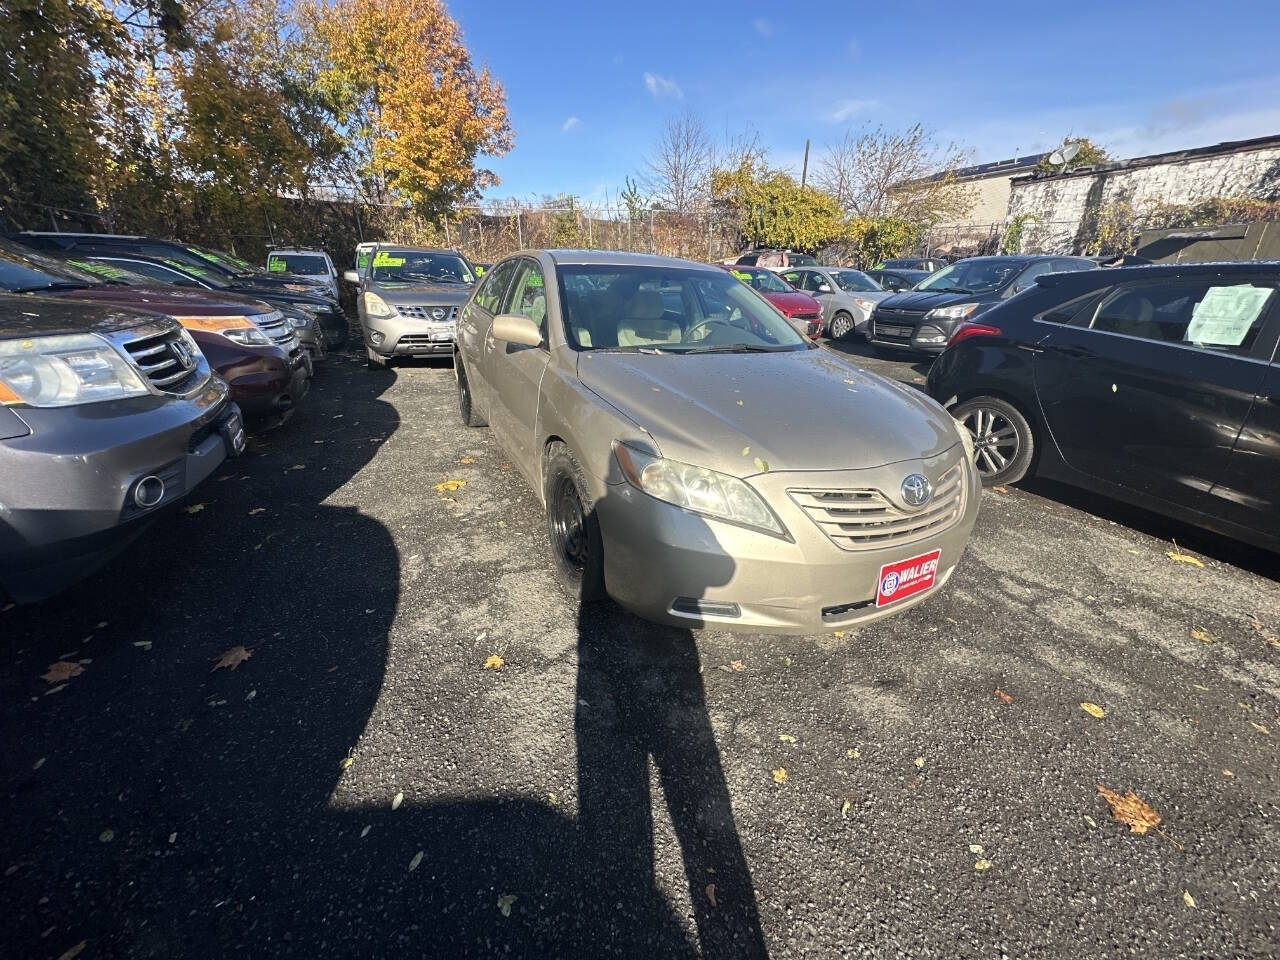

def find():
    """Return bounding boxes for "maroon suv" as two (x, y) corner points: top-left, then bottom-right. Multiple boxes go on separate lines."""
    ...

(0, 241), (310, 420)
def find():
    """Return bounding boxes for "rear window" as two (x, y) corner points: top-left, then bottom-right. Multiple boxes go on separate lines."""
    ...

(269, 253), (328, 275)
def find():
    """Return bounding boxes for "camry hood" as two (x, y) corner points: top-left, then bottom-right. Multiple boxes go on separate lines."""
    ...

(763, 291), (820, 315)
(576, 349), (959, 475)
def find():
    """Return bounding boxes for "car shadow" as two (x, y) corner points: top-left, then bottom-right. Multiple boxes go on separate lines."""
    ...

(0, 381), (769, 956)
(822, 337), (934, 383)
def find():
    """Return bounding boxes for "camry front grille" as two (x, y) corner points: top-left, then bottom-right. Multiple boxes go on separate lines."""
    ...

(788, 462), (965, 551)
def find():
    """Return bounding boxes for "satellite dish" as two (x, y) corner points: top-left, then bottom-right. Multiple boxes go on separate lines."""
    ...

(1061, 142), (1082, 163)
(1048, 150), (1065, 166)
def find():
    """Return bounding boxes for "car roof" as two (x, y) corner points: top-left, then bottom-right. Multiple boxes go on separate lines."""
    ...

(20, 231), (152, 240)
(545, 249), (718, 270)
(270, 248), (328, 255)
(1038, 259), (1280, 287)
(374, 244), (461, 255)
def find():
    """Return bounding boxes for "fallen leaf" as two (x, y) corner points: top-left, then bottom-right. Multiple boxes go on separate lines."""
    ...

(969, 844), (984, 854)
(772, 767), (788, 784)
(1250, 721), (1270, 735)
(1223, 769), (1234, 777)
(841, 798), (851, 819)
(914, 756), (925, 769)
(832, 630), (846, 639)
(289, 464), (305, 471)
(41, 661), (83, 684)
(483, 654), (505, 671)
(133, 641), (152, 651)
(501, 462), (511, 471)
(183, 503), (206, 514)
(548, 792), (558, 806)
(33, 757), (45, 770)
(741, 446), (750, 457)
(99, 829), (114, 843)
(1191, 628), (1214, 645)
(992, 485), (1009, 494)
(408, 850), (424, 872)
(211, 646), (251, 672)
(778, 734), (797, 743)
(1080, 701), (1106, 719)
(360, 825), (371, 838)
(57, 941), (87, 960)
(1183, 890), (1196, 909)
(459, 456), (476, 464)
(435, 479), (467, 492)
(730, 659), (745, 672)
(248, 507), (265, 515)
(1097, 784), (1161, 834)
(994, 688), (1014, 705)
(497, 894), (517, 917)
(705, 883), (717, 907)
(391, 791), (404, 810)
(736, 399), (744, 406)
(1166, 549), (1204, 567)
(974, 858), (993, 872)
(846, 748), (861, 759)
(339, 755), (355, 771)
(168, 832), (177, 843)
(753, 457), (769, 472)
(244, 689), (256, 701)
(1083, 815), (1097, 828)
(783, 657), (792, 667)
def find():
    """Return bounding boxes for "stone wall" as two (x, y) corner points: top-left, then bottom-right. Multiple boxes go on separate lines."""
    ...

(1005, 138), (1280, 254)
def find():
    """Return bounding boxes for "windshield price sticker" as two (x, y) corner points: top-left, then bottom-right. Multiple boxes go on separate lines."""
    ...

(372, 252), (406, 267)
(267, 258), (286, 272)
(876, 549), (941, 607)
(1186, 284), (1274, 347)
(526, 273), (543, 287)
(731, 270), (752, 281)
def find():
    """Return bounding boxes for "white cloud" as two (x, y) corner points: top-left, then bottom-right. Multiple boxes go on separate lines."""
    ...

(561, 116), (581, 133)
(753, 18), (772, 36)
(827, 98), (878, 123)
(643, 72), (682, 99)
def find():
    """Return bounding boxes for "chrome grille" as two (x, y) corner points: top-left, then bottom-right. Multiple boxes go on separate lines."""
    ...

(398, 305), (458, 321)
(121, 327), (202, 393)
(252, 310), (294, 345)
(788, 462), (966, 551)
(398, 333), (453, 348)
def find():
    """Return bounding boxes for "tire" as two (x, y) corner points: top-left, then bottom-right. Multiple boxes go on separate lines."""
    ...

(543, 441), (606, 603)
(952, 396), (1034, 486)
(365, 345), (388, 369)
(455, 356), (486, 427)
(828, 311), (855, 340)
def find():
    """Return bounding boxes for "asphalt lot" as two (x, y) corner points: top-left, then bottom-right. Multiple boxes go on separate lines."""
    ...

(2, 342), (1278, 959)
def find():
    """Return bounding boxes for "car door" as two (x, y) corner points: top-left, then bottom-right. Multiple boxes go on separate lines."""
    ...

(485, 257), (551, 484)
(456, 257), (518, 417)
(1033, 277), (1277, 511)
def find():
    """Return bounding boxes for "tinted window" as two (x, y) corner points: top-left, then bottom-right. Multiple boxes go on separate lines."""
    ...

(1052, 258), (1092, 273)
(916, 258), (1023, 295)
(0, 240), (104, 291)
(1089, 281), (1276, 354)
(1037, 290), (1105, 325)
(269, 253), (328, 275)
(473, 259), (517, 313)
(504, 260), (547, 340)
(788, 253), (817, 266)
(735, 254), (759, 265)
(832, 269), (879, 292)
(371, 250), (474, 285)
(1011, 260), (1057, 293)
(730, 267), (791, 293)
(105, 258), (203, 288)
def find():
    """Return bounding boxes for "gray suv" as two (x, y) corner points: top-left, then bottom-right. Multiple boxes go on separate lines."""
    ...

(0, 293), (243, 602)
(343, 245), (476, 367)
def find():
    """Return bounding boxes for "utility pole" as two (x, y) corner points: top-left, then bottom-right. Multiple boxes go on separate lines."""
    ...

(800, 138), (811, 189)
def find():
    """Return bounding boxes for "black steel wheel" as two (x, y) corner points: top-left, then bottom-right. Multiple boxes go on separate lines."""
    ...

(543, 441), (606, 602)
(455, 357), (486, 427)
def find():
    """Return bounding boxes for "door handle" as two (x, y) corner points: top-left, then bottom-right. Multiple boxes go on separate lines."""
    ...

(1016, 344), (1044, 354)
(1049, 345), (1090, 359)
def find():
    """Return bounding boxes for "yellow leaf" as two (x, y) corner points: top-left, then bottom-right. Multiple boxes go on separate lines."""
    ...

(1250, 721), (1270, 735)
(847, 747), (861, 759)
(183, 502), (206, 514)
(1083, 815), (1097, 828)
(459, 456), (476, 464)
(753, 457), (769, 472)
(974, 858), (993, 871)
(435, 479), (467, 492)
(547, 792), (558, 805)
(483, 654), (504, 671)
(736, 399), (744, 406)
(1191, 628), (1214, 645)
(741, 446), (750, 457)
(497, 894), (517, 917)
(778, 734), (797, 743)
(1166, 550), (1204, 567)
(841, 798), (851, 819)
(391, 791), (404, 810)
(832, 630), (846, 638)
(339, 755), (354, 771)
(730, 659), (745, 672)
(968, 844), (984, 854)
(1080, 701), (1106, 719)
(1096, 783), (1161, 835)
(914, 756), (925, 769)
(772, 767), (788, 784)
(1183, 890), (1196, 909)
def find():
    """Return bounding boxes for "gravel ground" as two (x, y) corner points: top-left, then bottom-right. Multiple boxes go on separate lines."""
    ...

(2, 343), (1277, 959)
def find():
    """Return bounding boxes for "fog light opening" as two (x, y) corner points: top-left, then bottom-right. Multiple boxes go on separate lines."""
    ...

(133, 475), (166, 509)
(369, 330), (385, 345)
(671, 598), (741, 619)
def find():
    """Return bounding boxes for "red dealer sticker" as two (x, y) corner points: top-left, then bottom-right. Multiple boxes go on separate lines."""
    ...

(875, 549), (942, 607)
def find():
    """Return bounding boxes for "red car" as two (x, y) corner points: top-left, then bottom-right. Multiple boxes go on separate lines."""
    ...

(719, 264), (823, 338)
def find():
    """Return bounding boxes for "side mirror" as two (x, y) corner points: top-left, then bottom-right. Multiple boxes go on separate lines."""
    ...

(491, 313), (543, 347)
(342, 270), (360, 284)
(817, 283), (832, 293)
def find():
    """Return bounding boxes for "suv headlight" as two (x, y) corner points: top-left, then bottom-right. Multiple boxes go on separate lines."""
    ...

(925, 303), (978, 321)
(0, 334), (148, 407)
(286, 314), (310, 329)
(363, 292), (397, 319)
(612, 441), (786, 537)
(172, 315), (272, 346)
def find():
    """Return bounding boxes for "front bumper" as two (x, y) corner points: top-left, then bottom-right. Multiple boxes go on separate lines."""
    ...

(365, 314), (457, 357)
(595, 450), (980, 634)
(218, 347), (310, 418)
(869, 316), (957, 354)
(0, 381), (241, 603)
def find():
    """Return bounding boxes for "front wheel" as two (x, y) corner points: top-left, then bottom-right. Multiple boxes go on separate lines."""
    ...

(828, 311), (855, 340)
(952, 396), (1034, 485)
(543, 441), (606, 603)
(455, 356), (486, 427)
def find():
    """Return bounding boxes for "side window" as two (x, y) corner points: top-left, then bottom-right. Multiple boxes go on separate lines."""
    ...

(1052, 258), (1090, 273)
(474, 259), (516, 314)
(1011, 261), (1056, 294)
(1089, 281), (1276, 354)
(504, 260), (547, 342)
(809, 272), (833, 293)
(737, 254), (758, 266)
(1036, 290), (1105, 325)
(780, 270), (803, 288)
(121, 260), (201, 288)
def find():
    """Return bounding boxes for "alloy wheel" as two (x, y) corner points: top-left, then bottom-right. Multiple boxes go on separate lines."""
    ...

(830, 312), (853, 339)
(960, 406), (1020, 478)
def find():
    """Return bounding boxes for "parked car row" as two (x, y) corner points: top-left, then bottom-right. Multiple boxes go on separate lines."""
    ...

(0, 232), (350, 603)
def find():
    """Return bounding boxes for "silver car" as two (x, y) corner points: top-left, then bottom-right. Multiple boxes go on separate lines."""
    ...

(780, 266), (893, 340)
(454, 251), (979, 634)
(344, 245), (476, 367)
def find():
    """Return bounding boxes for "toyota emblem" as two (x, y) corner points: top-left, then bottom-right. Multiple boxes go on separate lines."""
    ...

(430, 306), (447, 321)
(900, 473), (932, 508)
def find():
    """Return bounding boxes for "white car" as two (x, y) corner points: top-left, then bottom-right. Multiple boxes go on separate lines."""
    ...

(266, 248), (339, 299)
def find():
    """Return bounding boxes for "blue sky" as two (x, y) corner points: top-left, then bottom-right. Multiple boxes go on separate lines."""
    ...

(454, 0), (1280, 206)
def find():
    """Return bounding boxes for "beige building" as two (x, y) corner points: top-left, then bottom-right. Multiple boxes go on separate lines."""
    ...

(925, 153), (1050, 254)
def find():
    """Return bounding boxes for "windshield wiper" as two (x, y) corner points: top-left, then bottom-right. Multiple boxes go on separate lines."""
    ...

(10, 281), (95, 293)
(925, 285), (972, 294)
(680, 343), (782, 354)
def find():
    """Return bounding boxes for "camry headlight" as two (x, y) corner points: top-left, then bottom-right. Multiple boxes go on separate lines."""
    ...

(612, 441), (786, 537)
(925, 303), (978, 321)
(0, 334), (148, 407)
(363, 292), (397, 319)
(172, 315), (272, 346)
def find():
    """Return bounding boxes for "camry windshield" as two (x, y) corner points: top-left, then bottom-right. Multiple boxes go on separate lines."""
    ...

(0, 240), (105, 292)
(372, 251), (475, 284)
(916, 258), (1022, 295)
(559, 265), (810, 353)
(730, 268), (791, 293)
(832, 269), (879, 292)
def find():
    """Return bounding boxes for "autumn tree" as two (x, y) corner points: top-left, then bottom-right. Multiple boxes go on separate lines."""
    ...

(642, 111), (712, 214)
(711, 158), (845, 253)
(305, 0), (512, 218)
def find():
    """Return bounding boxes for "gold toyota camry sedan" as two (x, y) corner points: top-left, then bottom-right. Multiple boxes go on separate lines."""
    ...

(454, 250), (980, 634)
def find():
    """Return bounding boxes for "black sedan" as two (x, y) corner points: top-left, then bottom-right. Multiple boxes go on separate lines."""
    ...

(870, 255), (1096, 354)
(927, 261), (1280, 552)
